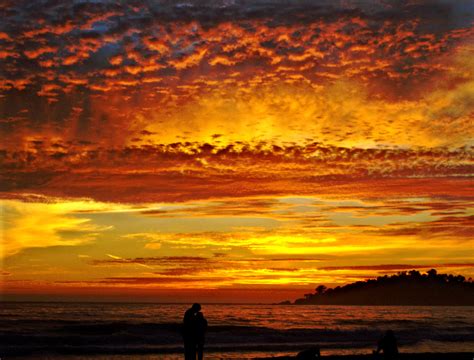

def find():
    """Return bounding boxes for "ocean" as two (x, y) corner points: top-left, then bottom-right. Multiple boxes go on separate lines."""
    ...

(1, 302), (473, 359)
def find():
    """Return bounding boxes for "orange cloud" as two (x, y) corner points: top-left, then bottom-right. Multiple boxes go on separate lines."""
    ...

(1, 199), (112, 258)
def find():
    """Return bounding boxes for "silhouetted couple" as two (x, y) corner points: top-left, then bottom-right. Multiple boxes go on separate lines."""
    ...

(183, 303), (208, 360)
(374, 330), (399, 359)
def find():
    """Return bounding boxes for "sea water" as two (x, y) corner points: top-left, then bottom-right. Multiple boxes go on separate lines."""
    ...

(1, 302), (473, 359)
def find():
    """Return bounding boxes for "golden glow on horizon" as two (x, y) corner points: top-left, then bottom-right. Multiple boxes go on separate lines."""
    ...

(2, 195), (473, 301)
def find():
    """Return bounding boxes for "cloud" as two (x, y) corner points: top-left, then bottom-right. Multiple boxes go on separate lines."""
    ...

(0, 1), (473, 301)
(373, 214), (474, 239)
(92, 255), (212, 266)
(319, 263), (474, 271)
(2, 193), (473, 296)
(0, 0), (473, 153)
(1, 140), (473, 202)
(1, 199), (112, 258)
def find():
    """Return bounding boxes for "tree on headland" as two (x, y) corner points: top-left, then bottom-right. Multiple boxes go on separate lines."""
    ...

(315, 285), (327, 295)
(288, 269), (474, 306)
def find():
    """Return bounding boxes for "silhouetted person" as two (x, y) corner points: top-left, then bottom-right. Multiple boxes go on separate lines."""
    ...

(195, 311), (208, 360)
(183, 303), (201, 360)
(375, 330), (398, 360)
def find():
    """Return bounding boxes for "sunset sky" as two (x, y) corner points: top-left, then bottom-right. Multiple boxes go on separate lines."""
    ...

(1, 0), (473, 303)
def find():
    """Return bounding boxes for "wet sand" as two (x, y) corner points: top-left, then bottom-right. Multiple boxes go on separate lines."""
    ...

(255, 353), (473, 360)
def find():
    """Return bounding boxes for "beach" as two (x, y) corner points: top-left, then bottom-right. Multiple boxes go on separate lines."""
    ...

(257, 354), (473, 360)
(4, 352), (474, 360)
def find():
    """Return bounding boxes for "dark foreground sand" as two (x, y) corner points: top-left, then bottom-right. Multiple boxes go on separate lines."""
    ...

(4, 353), (473, 360)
